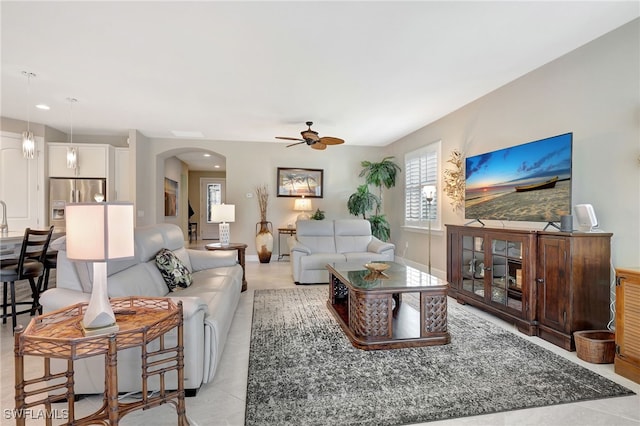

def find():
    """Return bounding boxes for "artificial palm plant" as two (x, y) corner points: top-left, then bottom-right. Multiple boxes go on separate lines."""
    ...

(347, 185), (380, 219)
(347, 156), (401, 241)
(359, 156), (402, 215)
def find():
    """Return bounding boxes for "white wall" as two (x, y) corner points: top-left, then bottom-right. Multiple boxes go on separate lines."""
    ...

(384, 18), (640, 272)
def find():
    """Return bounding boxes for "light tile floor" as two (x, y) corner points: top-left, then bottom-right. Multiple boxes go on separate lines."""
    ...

(1, 258), (639, 425)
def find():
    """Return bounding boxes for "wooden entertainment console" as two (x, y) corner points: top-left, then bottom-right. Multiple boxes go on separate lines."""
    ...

(446, 225), (612, 351)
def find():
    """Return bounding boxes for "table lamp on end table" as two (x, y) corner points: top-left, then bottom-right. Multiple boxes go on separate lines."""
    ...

(294, 197), (312, 221)
(65, 202), (135, 336)
(211, 204), (235, 246)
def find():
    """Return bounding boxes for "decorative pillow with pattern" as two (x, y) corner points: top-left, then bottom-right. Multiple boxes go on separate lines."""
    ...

(155, 248), (193, 291)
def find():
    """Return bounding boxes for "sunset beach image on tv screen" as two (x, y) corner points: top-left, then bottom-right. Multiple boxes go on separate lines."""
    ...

(464, 133), (572, 222)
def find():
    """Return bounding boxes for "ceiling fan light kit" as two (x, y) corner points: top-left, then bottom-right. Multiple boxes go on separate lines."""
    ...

(276, 121), (345, 150)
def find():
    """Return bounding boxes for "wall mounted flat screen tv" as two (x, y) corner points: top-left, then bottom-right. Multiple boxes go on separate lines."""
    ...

(465, 133), (572, 223)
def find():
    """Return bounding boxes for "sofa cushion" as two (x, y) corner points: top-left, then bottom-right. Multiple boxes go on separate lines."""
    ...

(300, 253), (347, 270)
(334, 219), (373, 253)
(296, 220), (336, 253)
(107, 263), (168, 298)
(188, 249), (238, 271)
(155, 248), (193, 291)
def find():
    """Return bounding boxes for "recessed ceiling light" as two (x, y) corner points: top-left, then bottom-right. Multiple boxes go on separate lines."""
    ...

(35, 104), (50, 110)
(203, 153), (211, 157)
(214, 165), (221, 169)
(171, 130), (204, 138)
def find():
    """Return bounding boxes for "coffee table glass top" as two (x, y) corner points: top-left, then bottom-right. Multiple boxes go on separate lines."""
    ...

(328, 261), (447, 290)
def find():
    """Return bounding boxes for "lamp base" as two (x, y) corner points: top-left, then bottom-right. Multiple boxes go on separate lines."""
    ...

(80, 321), (120, 337)
(219, 222), (230, 245)
(82, 262), (118, 336)
(297, 213), (310, 221)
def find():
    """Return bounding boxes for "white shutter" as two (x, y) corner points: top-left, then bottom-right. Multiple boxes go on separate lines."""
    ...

(404, 141), (441, 228)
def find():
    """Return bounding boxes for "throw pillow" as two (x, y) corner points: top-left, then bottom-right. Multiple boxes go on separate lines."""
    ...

(155, 248), (193, 291)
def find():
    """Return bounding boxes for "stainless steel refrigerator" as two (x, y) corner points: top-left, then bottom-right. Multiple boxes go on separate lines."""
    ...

(49, 177), (107, 231)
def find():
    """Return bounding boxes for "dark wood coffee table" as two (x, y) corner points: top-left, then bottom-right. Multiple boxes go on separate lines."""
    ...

(326, 262), (450, 350)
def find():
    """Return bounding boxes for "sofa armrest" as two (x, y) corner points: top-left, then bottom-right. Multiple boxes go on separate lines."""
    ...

(367, 237), (395, 254)
(40, 288), (90, 313)
(165, 295), (209, 320)
(288, 238), (311, 255)
(187, 249), (238, 272)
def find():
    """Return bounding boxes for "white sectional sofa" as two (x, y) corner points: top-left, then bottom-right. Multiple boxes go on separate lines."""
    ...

(40, 223), (243, 396)
(289, 219), (395, 284)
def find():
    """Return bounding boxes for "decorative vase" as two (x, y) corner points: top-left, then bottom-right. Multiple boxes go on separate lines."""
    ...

(255, 221), (273, 263)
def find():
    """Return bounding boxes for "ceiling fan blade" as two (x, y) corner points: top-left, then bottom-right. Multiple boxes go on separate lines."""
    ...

(320, 137), (344, 145)
(311, 142), (327, 150)
(286, 141), (306, 148)
(276, 136), (304, 141)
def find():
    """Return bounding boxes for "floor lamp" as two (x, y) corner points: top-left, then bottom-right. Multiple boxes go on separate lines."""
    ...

(422, 185), (436, 275)
(65, 202), (135, 336)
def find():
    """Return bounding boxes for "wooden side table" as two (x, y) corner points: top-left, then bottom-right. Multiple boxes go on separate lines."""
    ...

(277, 227), (296, 261)
(205, 242), (248, 292)
(14, 297), (187, 425)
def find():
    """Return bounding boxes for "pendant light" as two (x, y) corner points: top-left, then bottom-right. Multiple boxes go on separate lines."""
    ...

(66, 97), (78, 169)
(21, 71), (36, 159)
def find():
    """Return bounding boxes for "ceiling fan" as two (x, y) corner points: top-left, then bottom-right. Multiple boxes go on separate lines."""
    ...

(276, 121), (345, 150)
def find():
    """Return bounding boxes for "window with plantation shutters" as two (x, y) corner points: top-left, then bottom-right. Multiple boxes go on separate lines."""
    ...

(404, 141), (440, 229)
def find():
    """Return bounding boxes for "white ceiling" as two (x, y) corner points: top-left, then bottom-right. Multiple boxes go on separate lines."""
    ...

(2, 2), (638, 159)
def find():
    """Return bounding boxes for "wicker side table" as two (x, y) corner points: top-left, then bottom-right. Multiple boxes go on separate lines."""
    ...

(14, 297), (187, 425)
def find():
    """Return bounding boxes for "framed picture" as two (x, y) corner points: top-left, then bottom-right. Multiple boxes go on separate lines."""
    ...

(164, 177), (178, 216)
(277, 167), (323, 198)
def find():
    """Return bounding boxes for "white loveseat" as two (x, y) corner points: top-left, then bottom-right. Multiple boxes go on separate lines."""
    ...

(289, 219), (395, 284)
(40, 223), (243, 396)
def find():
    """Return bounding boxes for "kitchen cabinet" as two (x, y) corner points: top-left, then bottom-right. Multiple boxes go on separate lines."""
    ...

(48, 143), (111, 178)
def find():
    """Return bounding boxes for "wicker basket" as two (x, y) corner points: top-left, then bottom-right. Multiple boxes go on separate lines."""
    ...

(574, 330), (615, 364)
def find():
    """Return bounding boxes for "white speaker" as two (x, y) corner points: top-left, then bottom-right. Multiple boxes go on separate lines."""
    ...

(574, 204), (598, 232)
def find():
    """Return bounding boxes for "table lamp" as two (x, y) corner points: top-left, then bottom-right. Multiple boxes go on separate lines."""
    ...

(211, 204), (235, 245)
(294, 197), (312, 221)
(65, 202), (134, 336)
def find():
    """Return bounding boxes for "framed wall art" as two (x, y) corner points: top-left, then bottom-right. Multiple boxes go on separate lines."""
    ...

(164, 177), (178, 216)
(276, 167), (323, 198)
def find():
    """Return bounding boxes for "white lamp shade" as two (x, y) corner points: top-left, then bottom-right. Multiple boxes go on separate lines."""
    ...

(210, 204), (235, 223)
(294, 198), (312, 211)
(65, 202), (135, 261)
(422, 185), (436, 199)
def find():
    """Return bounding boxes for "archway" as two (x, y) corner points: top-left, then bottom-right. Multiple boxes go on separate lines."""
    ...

(154, 147), (227, 240)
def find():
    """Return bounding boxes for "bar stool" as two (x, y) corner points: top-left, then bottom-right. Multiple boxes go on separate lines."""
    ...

(0, 226), (53, 330)
(36, 249), (58, 312)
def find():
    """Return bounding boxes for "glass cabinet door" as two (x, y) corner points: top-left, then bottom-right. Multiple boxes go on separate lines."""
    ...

(461, 235), (485, 298)
(490, 239), (523, 312)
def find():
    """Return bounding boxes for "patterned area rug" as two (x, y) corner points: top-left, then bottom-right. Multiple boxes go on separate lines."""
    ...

(245, 287), (634, 426)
